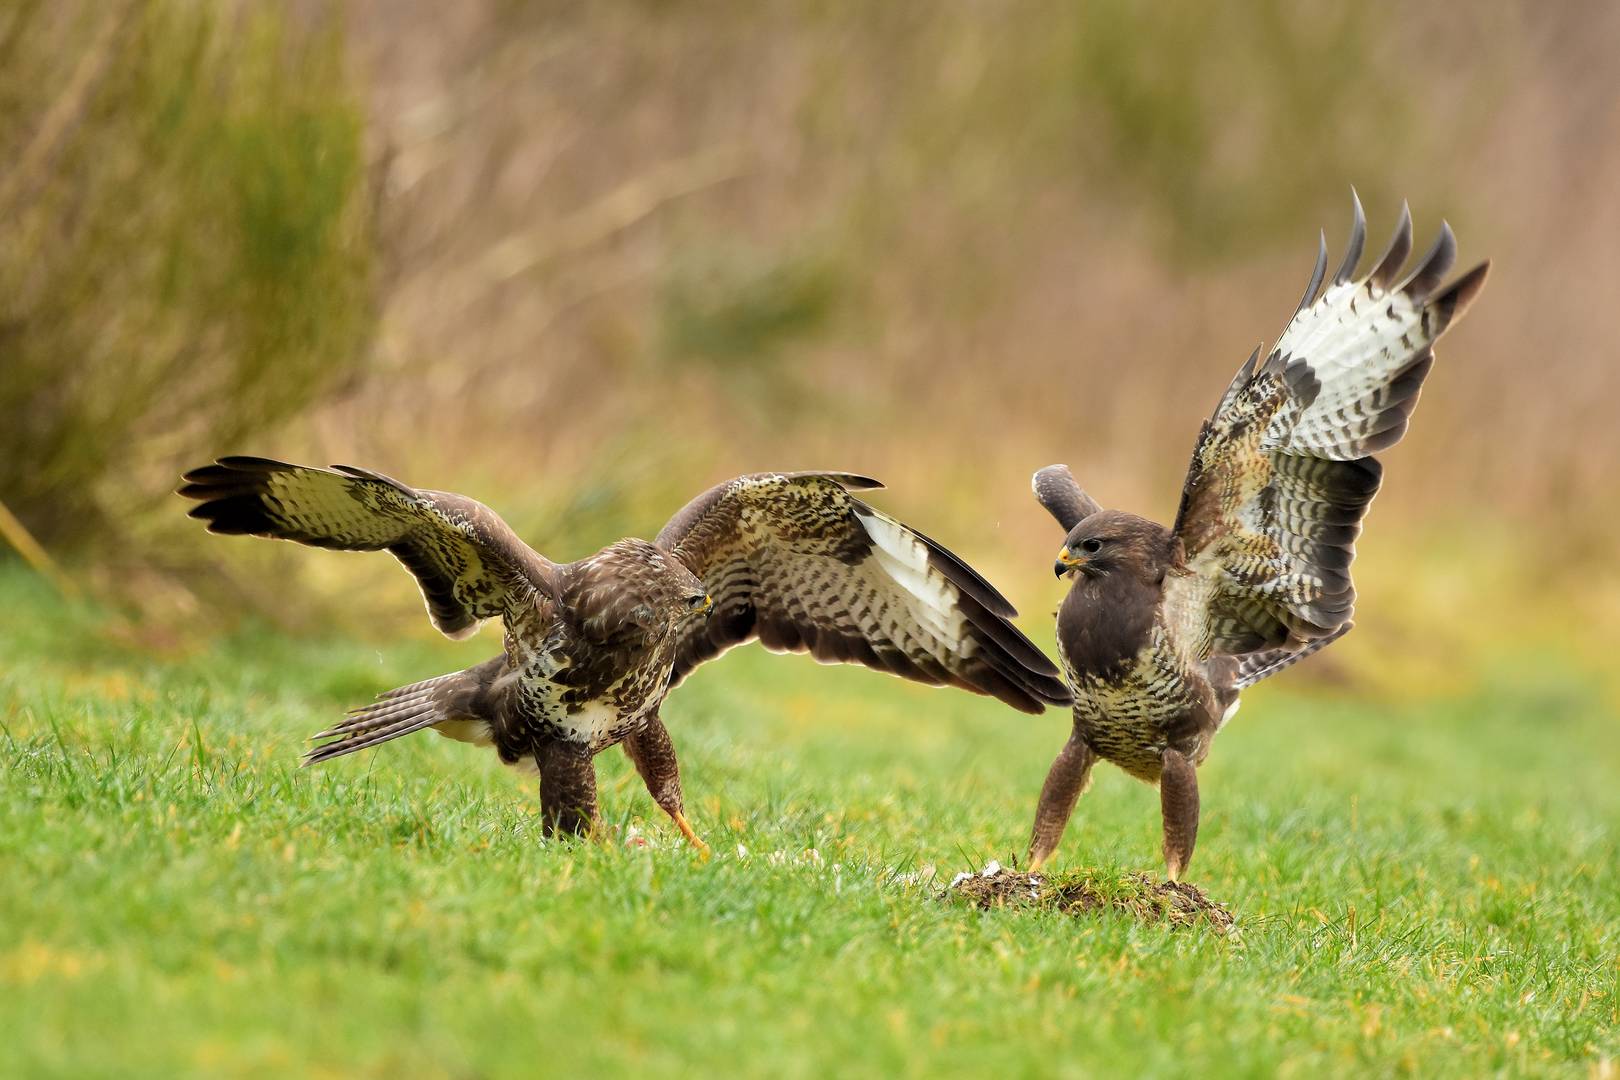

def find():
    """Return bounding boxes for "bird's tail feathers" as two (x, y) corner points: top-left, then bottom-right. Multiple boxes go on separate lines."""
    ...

(303, 663), (499, 766)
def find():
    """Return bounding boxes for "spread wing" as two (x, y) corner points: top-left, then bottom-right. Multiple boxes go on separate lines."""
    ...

(656, 472), (1071, 713)
(179, 456), (556, 639)
(1166, 194), (1488, 660)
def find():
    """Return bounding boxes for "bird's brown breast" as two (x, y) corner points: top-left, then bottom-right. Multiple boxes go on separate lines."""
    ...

(1058, 574), (1214, 780)
(491, 592), (678, 759)
(1057, 570), (1160, 681)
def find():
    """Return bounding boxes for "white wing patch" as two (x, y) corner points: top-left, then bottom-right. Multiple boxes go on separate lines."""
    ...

(854, 507), (968, 647)
(1265, 278), (1427, 459)
(1261, 208), (1487, 466)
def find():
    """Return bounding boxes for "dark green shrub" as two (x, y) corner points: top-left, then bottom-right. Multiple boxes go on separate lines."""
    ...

(0, 1), (374, 547)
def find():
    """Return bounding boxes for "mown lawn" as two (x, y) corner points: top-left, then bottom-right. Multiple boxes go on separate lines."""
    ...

(1, 568), (1616, 1077)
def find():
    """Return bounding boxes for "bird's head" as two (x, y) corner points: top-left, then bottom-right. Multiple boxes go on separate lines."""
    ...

(679, 587), (714, 622)
(584, 540), (713, 632)
(648, 545), (712, 625)
(663, 556), (713, 623)
(1055, 510), (1175, 584)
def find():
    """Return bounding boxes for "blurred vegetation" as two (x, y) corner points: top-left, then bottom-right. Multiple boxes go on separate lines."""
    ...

(0, 0), (373, 547)
(1067, 2), (1422, 257)
(2, 0), (1616, 648)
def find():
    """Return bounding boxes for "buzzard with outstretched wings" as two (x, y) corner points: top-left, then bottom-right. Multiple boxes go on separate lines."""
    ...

(1026, 194), (1488, 879)
(181, 460), (1068, 850)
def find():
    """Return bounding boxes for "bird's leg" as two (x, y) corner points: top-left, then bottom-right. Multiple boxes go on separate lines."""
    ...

(1159, 747), (1199, 882)
(622, 715), (710, 859)
(535, 739), (600, 840)
(1027, 728), (1096, 872)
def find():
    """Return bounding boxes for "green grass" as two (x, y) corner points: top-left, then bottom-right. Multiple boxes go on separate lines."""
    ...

(1, 567), (1616, 1077)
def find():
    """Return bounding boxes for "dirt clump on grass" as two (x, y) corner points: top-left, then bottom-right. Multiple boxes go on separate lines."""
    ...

(947, 861), (1234, 933)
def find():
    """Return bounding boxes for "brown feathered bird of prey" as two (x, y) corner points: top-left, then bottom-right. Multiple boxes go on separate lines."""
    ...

(179, 461), (1069, 851)
(1027, 194), (1488, 879)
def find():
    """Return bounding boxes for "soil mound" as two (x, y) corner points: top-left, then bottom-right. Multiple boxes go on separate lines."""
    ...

(947, 861), (1234, 933)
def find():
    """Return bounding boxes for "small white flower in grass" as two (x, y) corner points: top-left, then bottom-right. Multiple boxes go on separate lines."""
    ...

(800, 848), (823, 867)
(735, 843), (749, 860)
(766, 850), (788, 866)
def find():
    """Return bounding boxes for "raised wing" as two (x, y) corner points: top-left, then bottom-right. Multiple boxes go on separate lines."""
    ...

(656, 472), (1071, 713)
(179, 456), (555, 639)
(1167, 194), (1488, 658)
(1032, 464), (1103, 532)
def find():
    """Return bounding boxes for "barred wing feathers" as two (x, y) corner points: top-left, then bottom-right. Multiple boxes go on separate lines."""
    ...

(657, 473), (1071, 713)
(179, 457), (556, 639)
(1168, 196), (1488, 658)
(1206, 623), (1352, 695)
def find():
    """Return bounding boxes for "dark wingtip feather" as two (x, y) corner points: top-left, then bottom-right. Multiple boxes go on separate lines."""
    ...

(917, 531), (1019, 619)
(1430, 261), (1490, 328)
(215, 455), (295, 472)
(186, 494), (276, 535)
(776, 470), (884, 491)
(179, 464), (229, 486)
(179, 456), (289, 494)
(1333, 188), (1367, 285)
(1294, 230), (1329, 315)
(331, 463), (416, 495)
(1369, 201), (1413, 289)
(964, 627), (1072, 711)
(1238, 344), (1261, 381)
(1211, 345), (1264, 418)
(1399, 221), (1458, 301)
(965, 641), (1070, 712)
(954, 590), (1066, 681)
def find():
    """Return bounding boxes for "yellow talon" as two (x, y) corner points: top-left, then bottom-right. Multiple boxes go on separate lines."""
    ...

(672, 810), (712, 860)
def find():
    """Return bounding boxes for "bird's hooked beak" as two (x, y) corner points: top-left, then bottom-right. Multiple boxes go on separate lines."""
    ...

(680, 593), (715, 622)
(1054, 547), (1087, 579)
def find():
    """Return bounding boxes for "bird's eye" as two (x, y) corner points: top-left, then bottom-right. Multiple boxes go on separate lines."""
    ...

(687, 594), (709, 610)
(1080, 538), (1104, 555)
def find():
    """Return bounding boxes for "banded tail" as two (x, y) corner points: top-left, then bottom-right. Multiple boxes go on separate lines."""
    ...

(303, 656), (506, 766)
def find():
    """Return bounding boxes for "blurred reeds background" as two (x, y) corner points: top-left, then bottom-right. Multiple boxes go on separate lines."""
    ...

(3, 0), (1617, 669)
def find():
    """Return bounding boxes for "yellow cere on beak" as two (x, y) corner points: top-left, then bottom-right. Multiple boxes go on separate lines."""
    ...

(1054, 547), (1086, 578)
(699, 594), (714, 615)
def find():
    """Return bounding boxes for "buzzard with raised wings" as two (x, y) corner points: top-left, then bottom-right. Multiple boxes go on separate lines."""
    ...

(180, 463), (1069, 851)
(1028, 194), (1488, 879)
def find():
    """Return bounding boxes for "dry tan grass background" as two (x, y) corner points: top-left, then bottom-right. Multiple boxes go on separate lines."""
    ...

(5, 1), (1619, 654)
(345, 2), (1618, 549)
